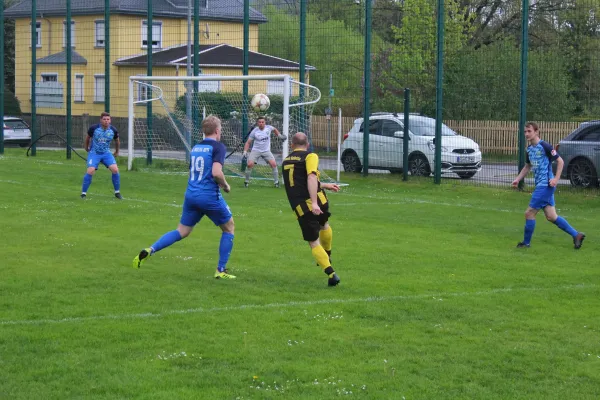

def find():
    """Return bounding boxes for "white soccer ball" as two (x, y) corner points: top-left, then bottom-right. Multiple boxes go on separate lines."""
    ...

(251, 93), (270, 112)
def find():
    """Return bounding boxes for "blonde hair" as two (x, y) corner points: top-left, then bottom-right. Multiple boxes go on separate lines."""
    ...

(202, 115), (221, 136)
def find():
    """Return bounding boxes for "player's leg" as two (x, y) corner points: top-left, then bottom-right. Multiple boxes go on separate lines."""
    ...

(105, 154), (122, 199)
(301, 215), (340, 286)
(132, 197), (199, 268)
(207, 198), (236, 279)
(319, 222), (333, 262)
(544, 204), (585, 249)
(81, 153), (100, 198)
(265, 152), (280, 187)
(517, 206), (539, 248)
(244, 151), (259, 187)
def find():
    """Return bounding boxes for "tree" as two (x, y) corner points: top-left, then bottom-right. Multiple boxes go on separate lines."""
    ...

(3, 0), (17, 93)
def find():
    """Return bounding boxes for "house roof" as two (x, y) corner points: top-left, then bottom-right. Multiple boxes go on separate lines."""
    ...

(115, 43), (316, 71)
(4, 0), (267, 23)
(37, 50), (88, 65)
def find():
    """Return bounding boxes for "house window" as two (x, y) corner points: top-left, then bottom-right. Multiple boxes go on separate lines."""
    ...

(75, 74), (84, 102)
(30, 21), (42, 47)
(41, 73), (58, 82)
(198, 75), (220, 93)
(94, 75), (105, 102)
(95, 21), (105, 47)
(200, 0), (208, 7)
(141, 21), (162, 49)
(63, 21), (76, 47)
(266, 80), (291, 95)
(137, 81), (150, 102)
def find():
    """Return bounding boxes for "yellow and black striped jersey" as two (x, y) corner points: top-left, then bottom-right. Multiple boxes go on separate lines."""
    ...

(282, 149), (328, 217)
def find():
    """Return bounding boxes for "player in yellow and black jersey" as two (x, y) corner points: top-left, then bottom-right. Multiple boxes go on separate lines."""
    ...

(282, 132), (341, 286)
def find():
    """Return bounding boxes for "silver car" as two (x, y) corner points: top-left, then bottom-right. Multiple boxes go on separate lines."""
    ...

(2, 117), (32, 147)
(555, 121), (600, 188)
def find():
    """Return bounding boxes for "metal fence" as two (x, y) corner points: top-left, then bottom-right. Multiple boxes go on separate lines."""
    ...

(2, 0), (600, 190)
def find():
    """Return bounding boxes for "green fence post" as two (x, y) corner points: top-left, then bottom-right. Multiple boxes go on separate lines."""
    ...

(518, 0), (529, 189)
(403, 88), (410, 181)
(146, 0), (153, 165)
(434, 0), (445, 184)
(66, 0), (72, 159)
(104, 0), (110, 113)
(242, 0), (249, 141)
(0, 0), (4, 155)
(361, 0), (372, 177)
(30, 0), (37, 156)
(193, 0), (200, 135)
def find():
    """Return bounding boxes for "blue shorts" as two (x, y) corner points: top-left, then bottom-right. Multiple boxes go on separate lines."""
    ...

(87, 152), (117, 169)
(529, 186), (556, 209)
(180, 193), (232, 227)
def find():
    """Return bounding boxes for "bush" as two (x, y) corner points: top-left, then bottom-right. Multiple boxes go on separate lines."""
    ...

(4, 90), (22, 116)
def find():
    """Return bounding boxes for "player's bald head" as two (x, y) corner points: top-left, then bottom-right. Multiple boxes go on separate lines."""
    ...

(291, 132), (308, 149)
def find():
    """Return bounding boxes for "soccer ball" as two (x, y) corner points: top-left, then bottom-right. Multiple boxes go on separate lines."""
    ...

(251, 93), (270, 112)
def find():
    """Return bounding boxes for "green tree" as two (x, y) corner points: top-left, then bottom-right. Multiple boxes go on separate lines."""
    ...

(3, 0), (17, 93)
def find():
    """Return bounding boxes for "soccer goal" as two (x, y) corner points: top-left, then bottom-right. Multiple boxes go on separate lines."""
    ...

(127, 74), (339, 184)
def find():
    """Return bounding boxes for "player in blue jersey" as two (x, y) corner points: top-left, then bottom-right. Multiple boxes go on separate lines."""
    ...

(512, 122), (585, 249)
(132, 115), (236, 279)
(81, 112), (122, 199)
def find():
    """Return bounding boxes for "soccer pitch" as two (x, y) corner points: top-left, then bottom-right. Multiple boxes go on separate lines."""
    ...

(1, 148), (598, 399)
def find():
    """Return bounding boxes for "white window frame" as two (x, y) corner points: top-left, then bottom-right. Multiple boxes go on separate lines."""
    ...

(41, 73), (58, 82)
(196, 74), (221, 93)
(266, 80), (292, 95)
(136, 76), (150, 102)
(30, 21), (42, 48)
(75, 74), (85, 102)
(63, 20), (76, 48)
(95, 20), (105, 48)
(141, 20), (163, 49)
(200, 0), (208, 8)
(94, 75), (105, 102)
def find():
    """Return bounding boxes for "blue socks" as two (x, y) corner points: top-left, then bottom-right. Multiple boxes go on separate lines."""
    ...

(553, 216), (578, 237)
(112, 173), (121, 192)
(151, 230), (182, 253)
(81, 173), (120, 194)
(81, 173), (93, 193)
(523, 219), (536, 245)
(217, 232), (235, 272)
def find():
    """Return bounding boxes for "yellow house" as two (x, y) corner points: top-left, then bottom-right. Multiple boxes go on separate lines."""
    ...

(5, 0), (314, 118)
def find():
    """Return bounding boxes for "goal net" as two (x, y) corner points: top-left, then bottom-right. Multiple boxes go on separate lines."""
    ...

(127, 74), (338, 184)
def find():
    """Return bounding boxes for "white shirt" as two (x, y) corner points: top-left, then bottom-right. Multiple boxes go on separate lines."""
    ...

(249, 125), (276, 153)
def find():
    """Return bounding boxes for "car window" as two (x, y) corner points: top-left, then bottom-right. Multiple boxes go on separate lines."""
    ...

(359, 119), (382, 136)
(4, 120), (29, 129)
(409, 118), (456, 136)
(575, 127), (600, 142)
(381, 120), (402, 137)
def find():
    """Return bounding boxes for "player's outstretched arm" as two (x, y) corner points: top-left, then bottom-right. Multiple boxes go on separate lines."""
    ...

(321, 183), (340, 192)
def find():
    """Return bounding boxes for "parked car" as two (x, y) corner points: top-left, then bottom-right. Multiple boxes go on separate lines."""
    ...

(2, 116), (32, 147)
(554, 120), (600, 188)
(340, 113), (482, 178)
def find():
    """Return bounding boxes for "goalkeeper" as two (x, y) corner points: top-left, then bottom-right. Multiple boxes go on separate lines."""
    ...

(242, 117), (287, 188)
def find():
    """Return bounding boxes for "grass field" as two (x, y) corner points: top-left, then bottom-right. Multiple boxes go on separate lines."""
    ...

(1, 148), (599, 400)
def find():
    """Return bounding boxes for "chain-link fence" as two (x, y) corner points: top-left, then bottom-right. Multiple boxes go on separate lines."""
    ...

(2, 0), (599, 190)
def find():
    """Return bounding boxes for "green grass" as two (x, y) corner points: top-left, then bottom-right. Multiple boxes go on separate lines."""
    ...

(1, 148), (599, 400)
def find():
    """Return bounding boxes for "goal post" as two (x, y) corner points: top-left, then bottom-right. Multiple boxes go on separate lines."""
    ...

(127, 74), (324, 179)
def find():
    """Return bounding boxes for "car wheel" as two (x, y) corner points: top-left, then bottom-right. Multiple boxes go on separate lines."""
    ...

(409, 154), (431, 176)
(342, 151), (362, 173)
(569, 158), (598, 188)
(457, 172), (476, 179)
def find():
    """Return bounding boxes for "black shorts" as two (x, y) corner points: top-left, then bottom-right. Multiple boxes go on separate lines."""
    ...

(298, 210), (331, 242)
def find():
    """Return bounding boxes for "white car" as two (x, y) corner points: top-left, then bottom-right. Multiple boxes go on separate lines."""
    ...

(341, 113), (482, 179)
(3, 116), (32, 147)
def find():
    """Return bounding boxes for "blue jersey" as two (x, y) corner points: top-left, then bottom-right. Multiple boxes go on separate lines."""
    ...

(88, 124), (119, 154)
(186, 138), (226, 196)
(526, 140), (559, 187)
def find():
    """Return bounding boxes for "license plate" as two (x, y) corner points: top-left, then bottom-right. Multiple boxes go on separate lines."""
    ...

(457, 156), (474, 163)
